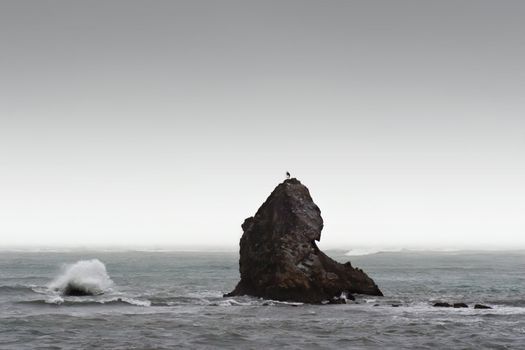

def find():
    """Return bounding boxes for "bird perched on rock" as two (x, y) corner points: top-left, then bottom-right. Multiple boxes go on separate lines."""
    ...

(286, 171), (291, 179)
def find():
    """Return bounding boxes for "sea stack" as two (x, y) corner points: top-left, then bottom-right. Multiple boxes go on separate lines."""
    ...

(226, 178), (382, 303)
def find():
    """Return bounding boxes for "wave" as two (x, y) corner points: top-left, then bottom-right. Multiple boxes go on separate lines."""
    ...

(24, 295), (259, 308)
(486, 299), (525, 307)
(0, 285), (36, 294)
(20, 297), (150, 307)
(210, 299), (259, 307)
(0, 285), (52, 296)
(149, 296), (210, 306)
(149, 295), (254, 307)
(48, 259), (114, 296)
(261, 300), (304, 307)
(147, 295), (305, 307)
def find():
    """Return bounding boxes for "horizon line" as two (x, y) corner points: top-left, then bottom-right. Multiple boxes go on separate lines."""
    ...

(1, 244), (525, 253)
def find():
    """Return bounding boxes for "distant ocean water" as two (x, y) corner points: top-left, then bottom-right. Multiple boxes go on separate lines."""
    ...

(1, 250), (524, 349)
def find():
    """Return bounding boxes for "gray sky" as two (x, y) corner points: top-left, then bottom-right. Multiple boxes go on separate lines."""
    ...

(1, 1), (524, 249)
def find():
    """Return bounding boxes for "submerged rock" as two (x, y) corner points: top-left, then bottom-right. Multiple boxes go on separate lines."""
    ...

(453, 303), (468, 308)
(433, 302), (452, 307)
(62, 283), (101, 296)
(225, 178), (382, 303)
(328, 298), (347, 304)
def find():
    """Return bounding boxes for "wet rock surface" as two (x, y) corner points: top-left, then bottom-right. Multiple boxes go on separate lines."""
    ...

(62, 283), (98, 296)
(226, 178), (382, 303)
(432, 302), (492, 309)
(453, 303), (468, 308)
(433, 302), (452, 307)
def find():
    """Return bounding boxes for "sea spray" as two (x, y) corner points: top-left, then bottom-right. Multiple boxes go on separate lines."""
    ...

(49, 259), (113, 296)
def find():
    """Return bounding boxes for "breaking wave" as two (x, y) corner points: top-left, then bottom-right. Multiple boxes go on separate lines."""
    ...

(48, 259), (114, 296)
(20, 297), (151, 307)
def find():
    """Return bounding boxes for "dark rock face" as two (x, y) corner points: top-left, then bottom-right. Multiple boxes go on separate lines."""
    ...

(63, 283), (97, 296)
(453, 303), (468, 308)
(433, 302), (452, 307)
(433, 302), (491, 309)
(226, 178), (382, 303)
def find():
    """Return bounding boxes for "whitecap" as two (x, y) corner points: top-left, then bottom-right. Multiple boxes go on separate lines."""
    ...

(45, 295), (64, 305)
(269, 300), (304, 306)
(211, 299), (256, 306)
(48, 259), (114, 296)
(118, 297), (151, 307)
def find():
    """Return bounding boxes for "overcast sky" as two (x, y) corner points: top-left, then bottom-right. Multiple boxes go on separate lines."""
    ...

(1, 1), (524, 250)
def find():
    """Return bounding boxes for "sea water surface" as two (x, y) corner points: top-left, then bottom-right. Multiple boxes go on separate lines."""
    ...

(1, 250), (524, 349)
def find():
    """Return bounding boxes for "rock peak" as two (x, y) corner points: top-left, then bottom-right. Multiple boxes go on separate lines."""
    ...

(226, 178), (382, 303)
(282, 177), (301, 185)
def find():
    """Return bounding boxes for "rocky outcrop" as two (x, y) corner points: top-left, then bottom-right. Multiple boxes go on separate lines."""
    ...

(433, 302), (452, 307)
(432, 302), (491, 309)
(453, 303), (468, 308)
(225, 178), (382, 303)
(62, 283), (99, 296)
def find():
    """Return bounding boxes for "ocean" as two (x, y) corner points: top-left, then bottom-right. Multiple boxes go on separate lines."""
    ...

(1, 250), (524, 349)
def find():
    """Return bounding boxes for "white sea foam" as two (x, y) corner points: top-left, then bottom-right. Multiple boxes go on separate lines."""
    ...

(45, 295), (64, 304)
(119, 297), (151, 307)
(267, 300), (304, 306)
(210, 298), (261, 306)
(48, 259), (114, 295)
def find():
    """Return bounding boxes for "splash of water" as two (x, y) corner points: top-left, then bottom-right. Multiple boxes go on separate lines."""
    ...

(48, 259), (113, 296)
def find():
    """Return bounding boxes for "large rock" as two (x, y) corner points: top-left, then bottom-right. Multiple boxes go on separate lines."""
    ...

(62, 282), (100, 296)
(226, 178), (382, 303)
